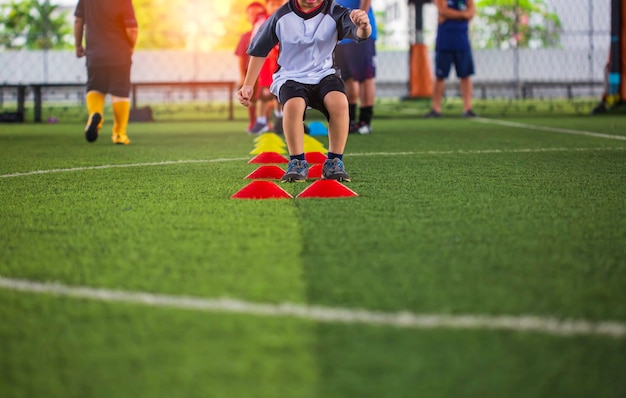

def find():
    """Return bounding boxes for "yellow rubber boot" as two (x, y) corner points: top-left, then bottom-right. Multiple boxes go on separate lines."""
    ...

(112, 98), (131, 145)
(85, 91), (105, 142)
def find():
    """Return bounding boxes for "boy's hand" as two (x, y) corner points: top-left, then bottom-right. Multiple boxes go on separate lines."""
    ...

(350, 9), (370, 30)
(237, 85), (254, 107)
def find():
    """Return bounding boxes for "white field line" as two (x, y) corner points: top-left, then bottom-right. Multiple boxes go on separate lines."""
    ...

(0, 276), (624, 339)
(2, 147), (625, 179)
(0, 158), (249, 179)
(472, 118), (626, 141)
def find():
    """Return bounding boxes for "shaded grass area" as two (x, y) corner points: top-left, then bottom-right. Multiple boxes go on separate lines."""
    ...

(1, 115), (625, 397)
(1, 290), (624, 398)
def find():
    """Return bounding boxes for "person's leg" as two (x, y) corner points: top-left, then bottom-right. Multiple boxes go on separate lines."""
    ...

(247, 101), (257, 132)
(321, 89), (351, 182)
(84, 66), (106, 142)
(356, 38), (376, 131)
(85, 90), (105, 142)
(111, 96), (131, 145)
(250, 89), (271, 134)
(324, 91), (350, 155)
(430, 78), (445, 113)
(357, 77), (375, 133)
(427, 50), (451, 116)
(455, 50), (476, 116)
(314, 75), (351, 181)
(280, 96), (309, 182)
(109, 65), (133, 144)
(344, 78), (359, 123)
(282, 97), (307, 156)
(459, 77), (473, 113)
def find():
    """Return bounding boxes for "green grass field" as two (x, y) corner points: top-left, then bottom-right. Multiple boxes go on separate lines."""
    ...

(1, 103), (625, 398)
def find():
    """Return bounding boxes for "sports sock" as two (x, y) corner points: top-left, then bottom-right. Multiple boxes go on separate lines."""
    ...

(290, 153), (305, 161)
(359, 106), (373, 125)
(348, 104), (357, 123)
(327, 152), (343, 161)
(112, 98), (131, 136)
(86, 91), (105, 128)
(256, 116), (267, 124)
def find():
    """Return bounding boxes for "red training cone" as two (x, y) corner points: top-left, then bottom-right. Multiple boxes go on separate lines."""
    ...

(245, 165), (285, 180)
(308, 163), (323, 179)
(305, 152), (328, 164)
(248, 152), (289, 164)
(232, 181), (293, 199)
(296, 179), (358, 198)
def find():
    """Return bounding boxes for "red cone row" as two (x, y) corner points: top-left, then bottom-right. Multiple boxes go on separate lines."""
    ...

(232, 150), (358, 199)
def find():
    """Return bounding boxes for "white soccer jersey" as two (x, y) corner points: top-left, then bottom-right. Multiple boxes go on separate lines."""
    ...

(247, 0), (364, 97)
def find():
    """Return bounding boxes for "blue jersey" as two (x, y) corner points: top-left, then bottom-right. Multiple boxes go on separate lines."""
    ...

(248, 0), (365, 97)
(436, 0), (470, 51)
(335, 0), (377, 43)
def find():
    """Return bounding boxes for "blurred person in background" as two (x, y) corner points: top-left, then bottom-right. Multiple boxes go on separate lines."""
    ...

(335, 0), (377, 134)
(235, 2), (267, 133)
(238, 0), (371, 182)
(425, 0), (477, 118)
(245, 0), (286, 134)
(74, 0), (138, 145)
(251, 0), (288, 135)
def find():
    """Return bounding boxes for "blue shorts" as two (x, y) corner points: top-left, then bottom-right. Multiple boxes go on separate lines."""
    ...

(278, 74), (346, 121)
(435, 50), (474, 79)
(335, 38), (376, 82)
(86, 65), (132, 97)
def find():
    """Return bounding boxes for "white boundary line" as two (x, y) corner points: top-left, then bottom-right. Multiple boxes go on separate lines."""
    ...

(1, 276), (624, 339)
(472, 118), (626, 141)
(2, 147), (624, 179)
(0, 157), (249, 179)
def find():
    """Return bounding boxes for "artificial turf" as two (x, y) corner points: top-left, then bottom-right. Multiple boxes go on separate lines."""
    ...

(1, 105), (625, 398)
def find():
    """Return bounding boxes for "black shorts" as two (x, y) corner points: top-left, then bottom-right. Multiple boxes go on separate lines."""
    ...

(86, 65), (132, 97)
(278, 74), (346, 120)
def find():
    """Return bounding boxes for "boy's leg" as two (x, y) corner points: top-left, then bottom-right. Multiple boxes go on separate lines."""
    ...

(280, 96), (309, 182)
(320, 84), (351, 182)
(323, 91), (350, 155)
(282, 97), (307, 155)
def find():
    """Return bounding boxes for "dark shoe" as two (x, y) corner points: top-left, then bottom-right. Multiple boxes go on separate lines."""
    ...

(85, 112), (101, 142)
(273, 114), (284, 135)
(424, 109), (442, 118)
(281, 159), (309, 182)
(322, 158), (351, 182)
(248, 121), (269, 134)
(463, 109), (478, 118)
(349, 121), (372, 134)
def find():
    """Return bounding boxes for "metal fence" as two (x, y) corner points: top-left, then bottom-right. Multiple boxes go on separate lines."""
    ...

(0, 0), (613, 121)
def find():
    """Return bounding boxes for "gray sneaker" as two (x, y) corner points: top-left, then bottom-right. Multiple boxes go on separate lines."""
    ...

(281, 159), (309, 182)
(322, 158), (351, 182)
(248, 121), (269, 134)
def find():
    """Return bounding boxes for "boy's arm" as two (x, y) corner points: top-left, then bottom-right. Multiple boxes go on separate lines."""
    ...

(350, 9), (371, 39)
(237, 56), (266, 107)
